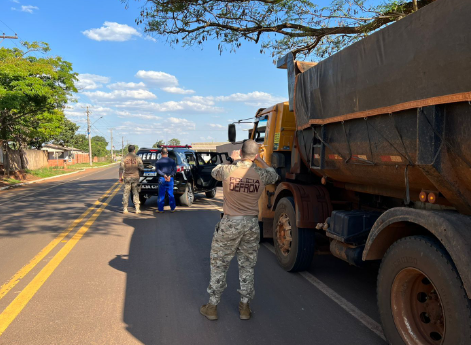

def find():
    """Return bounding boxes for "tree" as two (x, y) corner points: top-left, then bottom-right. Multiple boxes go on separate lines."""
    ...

(152, 140), (165, 148)
(91, 136), (109, 157)
(50, 119), (80, 148)
(73, 134), (89, 153)
(0, 41), (78, 173)
(168, 138), (181, 146)
(125, 0), (435, 60)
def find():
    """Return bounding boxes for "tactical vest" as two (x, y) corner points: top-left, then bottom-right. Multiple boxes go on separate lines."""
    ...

(123, 153), (140, 179)
(222, 163), (266, 216)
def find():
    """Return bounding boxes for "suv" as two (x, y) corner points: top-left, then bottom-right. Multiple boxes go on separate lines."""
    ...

(135, 146), (228, 207)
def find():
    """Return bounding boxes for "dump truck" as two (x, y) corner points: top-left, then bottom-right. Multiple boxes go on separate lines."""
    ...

(228, 0), (471, 344)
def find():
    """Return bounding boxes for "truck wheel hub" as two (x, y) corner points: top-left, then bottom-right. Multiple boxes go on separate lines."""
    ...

(276, 213), (292, 256)
(391, 268), (445, 345)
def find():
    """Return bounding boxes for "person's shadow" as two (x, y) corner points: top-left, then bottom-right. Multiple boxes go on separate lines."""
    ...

(108, 211), (222, 344)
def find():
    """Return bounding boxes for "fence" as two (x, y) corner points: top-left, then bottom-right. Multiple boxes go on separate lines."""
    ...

(0, 149), (49, 171)
(48, 153), (91, 167)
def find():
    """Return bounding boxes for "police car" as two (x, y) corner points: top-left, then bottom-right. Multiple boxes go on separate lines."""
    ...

(136, 146), (228, 207)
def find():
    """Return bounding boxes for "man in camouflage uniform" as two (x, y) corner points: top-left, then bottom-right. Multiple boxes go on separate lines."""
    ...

(200, 139), (279, 321)
(119, 145), (144, 214)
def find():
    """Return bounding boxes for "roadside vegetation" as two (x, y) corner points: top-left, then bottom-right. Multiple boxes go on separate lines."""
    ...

(0, 160), (116, 187)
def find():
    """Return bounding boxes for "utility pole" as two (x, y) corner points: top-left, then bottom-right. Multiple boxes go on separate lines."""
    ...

(86, 106), (93, 166)
(0, 33), (18, 44)
(121, 136), (124, 158)
(110, 128), (113, 161)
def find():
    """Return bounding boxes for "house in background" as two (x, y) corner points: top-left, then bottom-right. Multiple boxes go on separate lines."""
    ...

(41, 144), (88, 167)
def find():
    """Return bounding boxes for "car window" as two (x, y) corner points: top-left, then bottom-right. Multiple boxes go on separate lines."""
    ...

(186, 153), (196, 166)
(197, 153), (222, 165)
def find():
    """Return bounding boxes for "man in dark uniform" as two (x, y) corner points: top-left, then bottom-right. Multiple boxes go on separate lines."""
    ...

(200, 139), (279, 321)
(155, 147), (176, 213)
(119, 145), (144, 214)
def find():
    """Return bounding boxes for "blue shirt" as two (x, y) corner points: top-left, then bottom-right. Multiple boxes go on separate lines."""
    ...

(155, 156), (177, 177)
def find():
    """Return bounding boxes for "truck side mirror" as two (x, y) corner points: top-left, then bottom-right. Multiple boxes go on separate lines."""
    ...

(228, 124), (236, 143)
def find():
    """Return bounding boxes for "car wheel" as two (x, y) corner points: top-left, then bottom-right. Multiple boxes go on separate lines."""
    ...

(205, 188), (217, 198)
(377, 235), (471, 345)
(178, 183), (194, 207)
(272, 197), (315, 272)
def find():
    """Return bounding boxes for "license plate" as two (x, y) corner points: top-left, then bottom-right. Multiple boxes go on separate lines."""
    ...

(140, 184), (158, 189)
(143, 172), (157, 176)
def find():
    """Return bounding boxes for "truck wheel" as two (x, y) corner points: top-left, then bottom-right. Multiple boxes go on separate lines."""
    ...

(272, 197), (315, 272)
(205, 188), (216, 198)
(178, 183), (194, 207)
(378, 235), (471, 345)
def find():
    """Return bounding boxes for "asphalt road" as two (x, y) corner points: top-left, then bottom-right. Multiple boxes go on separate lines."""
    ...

(0, 166), (387, 345)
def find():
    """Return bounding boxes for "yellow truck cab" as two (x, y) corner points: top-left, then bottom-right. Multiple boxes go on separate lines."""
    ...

(249, 102), (295, 237)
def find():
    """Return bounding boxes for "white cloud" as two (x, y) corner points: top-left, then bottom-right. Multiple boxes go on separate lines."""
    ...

(82, 22), (141, 42)
(76, 73), (110, 91)
(116, 111), (162, 120)
(116, 117), (195, 133)
(107, 81), (146, 90)
(135, 70), (178, 87)
(20, 5), (38, 13)
(135, 70), (196, 95)
(11, 0), (20, 3)
(215, 91), (285, 107)
(168, 117), (195, 129)
(161, 86), (195, 95)
(113, 99), (223, 113)
(200, 136), (215, 141)
(184, 91), (284, 107)
(64, 103), (113, 122)
(209, 124), (225, 129)
(82, 89), (157, 102)
(183, 96), (216, 106)
(144, 36), (157, 42)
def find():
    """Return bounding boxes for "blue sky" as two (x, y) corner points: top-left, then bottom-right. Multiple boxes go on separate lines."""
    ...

(0, 0), (293, 149)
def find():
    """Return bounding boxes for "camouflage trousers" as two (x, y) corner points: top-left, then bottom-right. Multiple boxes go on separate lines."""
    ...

(207, 216), (260, 305)
(122, 177), (140, 208)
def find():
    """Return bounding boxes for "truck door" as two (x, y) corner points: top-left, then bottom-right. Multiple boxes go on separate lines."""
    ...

(194, 152), (226, 190)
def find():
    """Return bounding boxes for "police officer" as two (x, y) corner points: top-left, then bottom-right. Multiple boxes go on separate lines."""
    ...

(200, 139), (279, 321)
(119, 145), (144, 214)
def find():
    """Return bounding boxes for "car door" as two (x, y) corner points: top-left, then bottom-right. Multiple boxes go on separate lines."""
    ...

(194, 152), (227, 191)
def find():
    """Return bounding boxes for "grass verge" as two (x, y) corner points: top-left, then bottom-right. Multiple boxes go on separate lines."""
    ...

(26, 167), (72, 179)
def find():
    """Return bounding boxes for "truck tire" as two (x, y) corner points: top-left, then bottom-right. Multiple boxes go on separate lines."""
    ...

(272, 197), (315, 272)
(377, 235), (471, 345)
(205, 188), (216, 198)
(178, 183), (194, 207)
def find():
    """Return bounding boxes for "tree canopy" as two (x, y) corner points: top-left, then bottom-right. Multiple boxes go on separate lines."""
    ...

(168, 138), (181, 146)
(152, 140), (165, 148)
(124, 0), (435, 60)
(0, 41), (78, 150)
(91, 136), (109, 157)
(50, 119), (80, 148)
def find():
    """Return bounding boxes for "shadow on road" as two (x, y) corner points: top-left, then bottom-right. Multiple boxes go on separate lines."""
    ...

(108, 206), (221, 344)
(108, 194), (386, 345)
(0, 178), (118, 239)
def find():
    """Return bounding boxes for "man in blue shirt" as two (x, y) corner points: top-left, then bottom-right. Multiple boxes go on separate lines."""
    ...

(155, 148), (177, 213)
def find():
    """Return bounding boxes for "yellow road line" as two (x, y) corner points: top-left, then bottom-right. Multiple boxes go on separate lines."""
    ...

(0, 183), (122, 337)
(0, 181), (119, 302)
